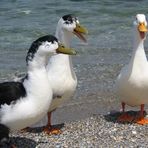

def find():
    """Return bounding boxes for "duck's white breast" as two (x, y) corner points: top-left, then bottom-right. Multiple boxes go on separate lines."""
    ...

(116, 64), (148, 106)
(47, 55), (77, 110)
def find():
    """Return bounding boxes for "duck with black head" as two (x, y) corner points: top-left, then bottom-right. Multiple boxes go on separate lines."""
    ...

(0, 35), (76, 147)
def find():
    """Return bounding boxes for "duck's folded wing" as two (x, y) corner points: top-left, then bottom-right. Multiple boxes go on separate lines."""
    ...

(0, 82), (26, 106)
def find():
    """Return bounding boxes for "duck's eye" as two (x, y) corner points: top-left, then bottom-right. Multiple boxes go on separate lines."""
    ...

(65, 21), (70, 24)
(45, 44), (50, 48)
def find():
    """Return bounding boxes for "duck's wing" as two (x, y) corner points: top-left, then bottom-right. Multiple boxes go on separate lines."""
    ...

(0, 82), (26, 106)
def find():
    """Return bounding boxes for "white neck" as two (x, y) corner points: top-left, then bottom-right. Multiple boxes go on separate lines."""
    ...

(47, 20), (75, 75)
(24, 52), (51, 104)
(55, 23), (71, 48)
(27, 53), (49, 71)
(129, 28), (147, 68)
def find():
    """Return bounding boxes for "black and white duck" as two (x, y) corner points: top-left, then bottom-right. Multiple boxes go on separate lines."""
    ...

(0, 35), (76, 146)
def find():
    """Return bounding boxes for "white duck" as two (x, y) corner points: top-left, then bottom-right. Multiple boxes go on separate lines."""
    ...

(31, 14), (87, 134)
(0, 35), (76, 146)
(116, 14), (148, 125)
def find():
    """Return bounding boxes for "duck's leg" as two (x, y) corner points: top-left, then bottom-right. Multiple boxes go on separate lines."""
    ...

(43, 111), (62, 135)
(117, 102), (134, 122)
(134, 104), (148, 125)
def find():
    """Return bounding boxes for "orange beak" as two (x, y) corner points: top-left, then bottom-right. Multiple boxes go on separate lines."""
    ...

(138, 23), (148, 32)
(138, 23), (148, 39)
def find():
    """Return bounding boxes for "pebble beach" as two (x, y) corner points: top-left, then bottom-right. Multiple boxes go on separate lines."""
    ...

(8, 112), (148, 148)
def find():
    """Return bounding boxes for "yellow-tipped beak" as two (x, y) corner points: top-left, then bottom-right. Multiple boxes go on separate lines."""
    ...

(56, 43), (77, 55)
(138, 23), (148, 32)
(73, 23), (88, 42)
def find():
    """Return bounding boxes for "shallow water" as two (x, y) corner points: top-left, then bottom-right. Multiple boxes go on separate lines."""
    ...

(0, 0), (148, 121)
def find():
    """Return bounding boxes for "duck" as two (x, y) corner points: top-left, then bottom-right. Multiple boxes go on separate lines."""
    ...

(31, 14), (88, 134)
(0, 35), (76, 146)
(116, 14), (148, 125)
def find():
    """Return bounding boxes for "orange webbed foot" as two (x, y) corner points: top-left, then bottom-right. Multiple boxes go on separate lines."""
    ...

(134, 115), (148, 125)
(117, 113), (134, 122)
(43, 127), (62, 135)
(136, 118), (148, 125)
(134, 104), (148, 125)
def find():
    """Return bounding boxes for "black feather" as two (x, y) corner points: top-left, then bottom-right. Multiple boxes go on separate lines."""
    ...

(0, 82), (26, 106)
(62, 14), (77, 24)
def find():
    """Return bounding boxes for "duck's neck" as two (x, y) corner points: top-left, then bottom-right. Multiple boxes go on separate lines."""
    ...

(24, 53), (51, 102)
(47, 23), (74, 72)
(28, 53), (49, 71)
(55, 25), (71, 48)
(129, 30), (147, 68)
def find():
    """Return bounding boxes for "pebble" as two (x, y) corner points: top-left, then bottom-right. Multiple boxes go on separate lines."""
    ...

(132, 130), (137, 135)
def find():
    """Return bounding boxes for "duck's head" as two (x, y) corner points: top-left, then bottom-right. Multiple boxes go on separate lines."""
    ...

(26, 35), (76, 63)
(57, 14), (88, 42)
(134, 14), (148, 40)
